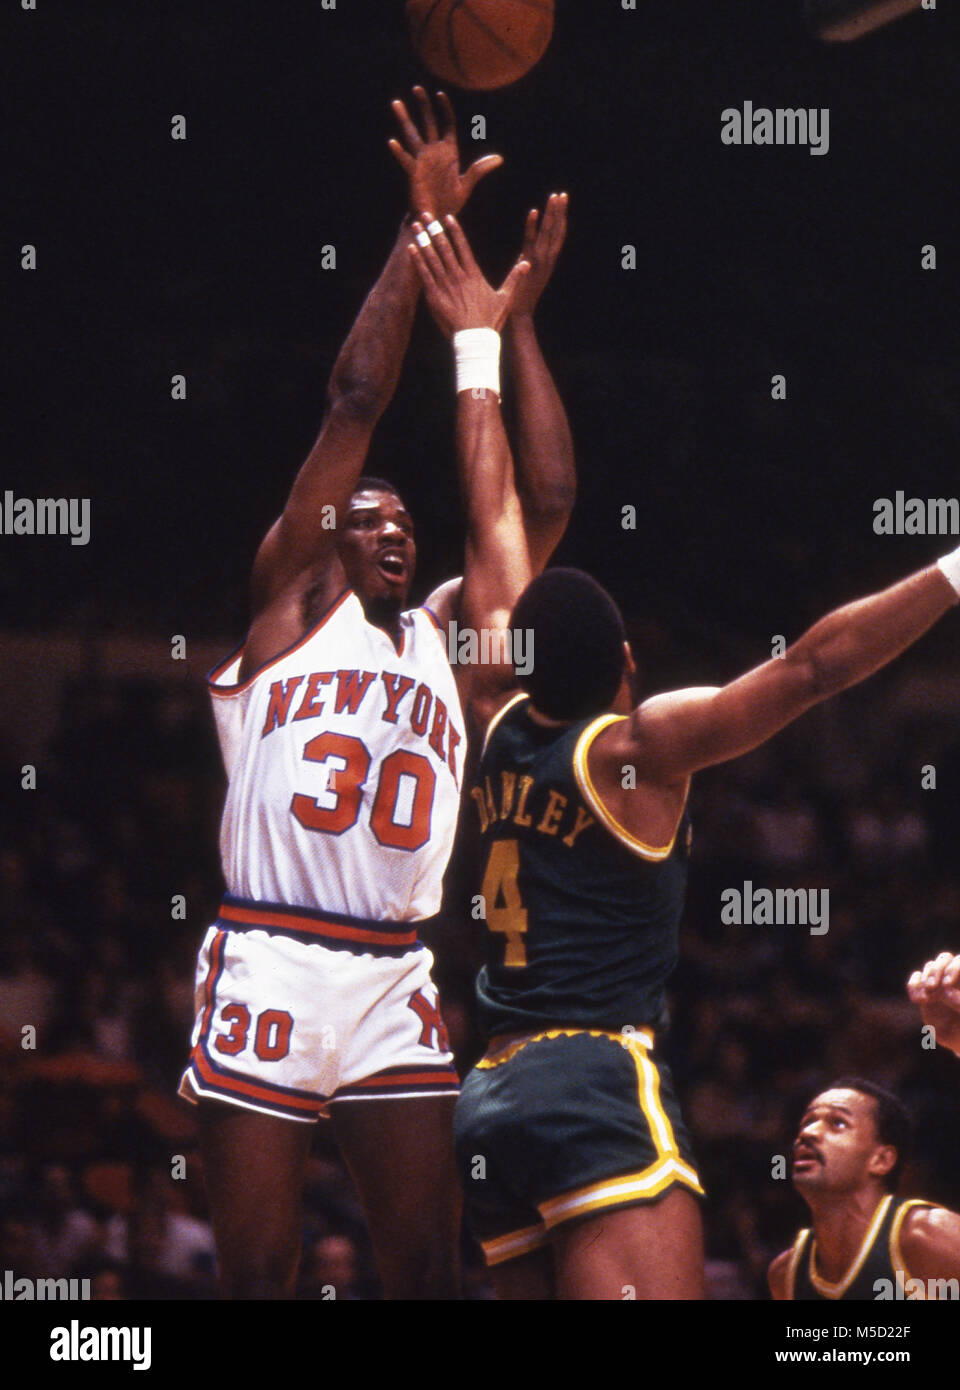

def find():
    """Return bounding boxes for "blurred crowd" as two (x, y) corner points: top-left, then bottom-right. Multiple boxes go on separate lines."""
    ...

(2, 661), (959, 1300)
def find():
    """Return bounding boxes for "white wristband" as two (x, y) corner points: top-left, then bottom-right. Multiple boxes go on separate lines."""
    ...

(937, 545), (960, 597)
(453, 328), (501, 397)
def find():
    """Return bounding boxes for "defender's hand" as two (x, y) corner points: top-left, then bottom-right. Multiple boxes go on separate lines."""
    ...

(408, 214), (529, 338)
(389, 88), (502, 219)
(908, 952), (960, 1057)
(510, 192), (569, 319)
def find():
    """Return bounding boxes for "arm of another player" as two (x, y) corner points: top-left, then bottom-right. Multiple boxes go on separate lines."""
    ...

(422, 196), (574, 629)
(617, 556), (960, 785)
(907, 953), (960, 1058)
(897, 1205), (960, 1286)
(408, 215), (532, 729)
(506, 193), (576, 570)
(250, 90), (503, 615)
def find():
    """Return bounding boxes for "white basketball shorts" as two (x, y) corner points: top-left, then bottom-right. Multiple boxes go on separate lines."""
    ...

(178, 895), (459, 1123)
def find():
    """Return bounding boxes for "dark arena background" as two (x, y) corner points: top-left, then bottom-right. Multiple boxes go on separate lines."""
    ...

(3, 0), (959, 1353)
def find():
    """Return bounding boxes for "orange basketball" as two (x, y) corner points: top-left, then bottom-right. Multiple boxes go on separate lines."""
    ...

(407, 0), (555, 91)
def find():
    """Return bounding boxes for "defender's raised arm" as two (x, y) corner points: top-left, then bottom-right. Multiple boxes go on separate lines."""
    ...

(507, 193), (576, 570)
(624, 556), (960, 784)
(423, 193), (575, 627)
(408, 213), (533, 725)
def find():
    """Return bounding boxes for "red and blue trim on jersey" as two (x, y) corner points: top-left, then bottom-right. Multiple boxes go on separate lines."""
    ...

(216, 894), (426, 957)
(207, 589), (353, 696)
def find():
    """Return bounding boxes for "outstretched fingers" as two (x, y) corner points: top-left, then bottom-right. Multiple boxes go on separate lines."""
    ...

(387, 137), (416, 173)
(522, 207), (540, 259)
(540, 191), (569, 255)
(500, 257), (532, 311)
(412, 85), (439, 142)
(413, 214), (458, 278)
(408, 220), (447, 289)
(437, 90), (457, 141)
(391, 97), (425, 153)
(441, 214), (479, 273)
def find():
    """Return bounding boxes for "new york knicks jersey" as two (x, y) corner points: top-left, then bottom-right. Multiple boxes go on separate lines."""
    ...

(472, 693), (690, 1037)
(209, 589), (464, 920)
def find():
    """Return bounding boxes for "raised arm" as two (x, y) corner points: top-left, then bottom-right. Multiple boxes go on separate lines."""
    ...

(422, 197), (575, 630)
(408, 215), (532, 727)
(249, 224), (421, 618)
(247, 91), (503, 646)
(625, 556), (960, 784)
(506, 193), (576, 570)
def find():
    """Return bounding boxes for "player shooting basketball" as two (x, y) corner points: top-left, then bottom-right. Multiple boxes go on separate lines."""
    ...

(411, 214), (960, 1294)
(178, 89), (574, 1299)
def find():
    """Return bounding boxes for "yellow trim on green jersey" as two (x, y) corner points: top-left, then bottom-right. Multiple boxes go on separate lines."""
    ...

(475, 1026), (655, 1071)
(480, 691), (529, 758)
(482, 1222), (549, 1268)
(474, 1028), (702, 1259)
(573, 715), (686, 861)
(808, 1194), (893, 1299)
(889, 1198), (934, 1297)
(533, 1027), (704, 1228)
(623, 1031), (678, 1158)
(538, 1156), (703, 1229)
(786, 1229), (811, 1300)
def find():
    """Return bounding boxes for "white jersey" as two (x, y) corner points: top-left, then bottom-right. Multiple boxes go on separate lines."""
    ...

(209, 589), (465, 920)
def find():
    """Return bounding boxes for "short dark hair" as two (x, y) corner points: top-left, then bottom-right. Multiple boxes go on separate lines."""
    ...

(826, 1077), (913, 1192)
(510, 568), (626, 721)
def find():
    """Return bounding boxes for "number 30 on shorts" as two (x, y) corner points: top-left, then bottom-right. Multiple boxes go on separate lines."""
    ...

(291, 732), (435, 851)
(214, 1004), (293, 1062)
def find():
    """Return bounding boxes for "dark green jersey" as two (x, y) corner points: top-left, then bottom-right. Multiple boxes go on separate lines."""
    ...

(786, 1197), (936, 1300)
(471, 693), (690, 1039)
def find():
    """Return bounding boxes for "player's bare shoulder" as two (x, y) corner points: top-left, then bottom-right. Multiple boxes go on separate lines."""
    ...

(587, 686), (721, 784)
(898, 1204), (960, 1280)
(629, 687), (722, 747)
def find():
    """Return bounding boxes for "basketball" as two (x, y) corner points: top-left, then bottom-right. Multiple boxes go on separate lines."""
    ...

(406, 0), (555, 91)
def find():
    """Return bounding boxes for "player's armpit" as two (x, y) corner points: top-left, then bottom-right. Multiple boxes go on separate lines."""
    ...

(897, 1207), (960, 1284)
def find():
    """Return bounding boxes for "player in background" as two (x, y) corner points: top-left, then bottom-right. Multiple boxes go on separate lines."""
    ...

(179, 91), (574, 1299)
(768, 1079), (960, 1300)
(908, 952), (960, 1059)
(440, 435), (960, 1295)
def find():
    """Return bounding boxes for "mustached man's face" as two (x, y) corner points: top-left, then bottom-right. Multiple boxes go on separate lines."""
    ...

(791, 1088), (896, 1198)
(337, 489), (417, 618)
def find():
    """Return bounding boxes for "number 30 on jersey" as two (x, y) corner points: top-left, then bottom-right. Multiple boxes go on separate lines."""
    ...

(292, 731), (436, 851)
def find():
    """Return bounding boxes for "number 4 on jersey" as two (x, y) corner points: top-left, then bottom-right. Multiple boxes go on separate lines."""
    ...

(481, 839), (528, 967)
